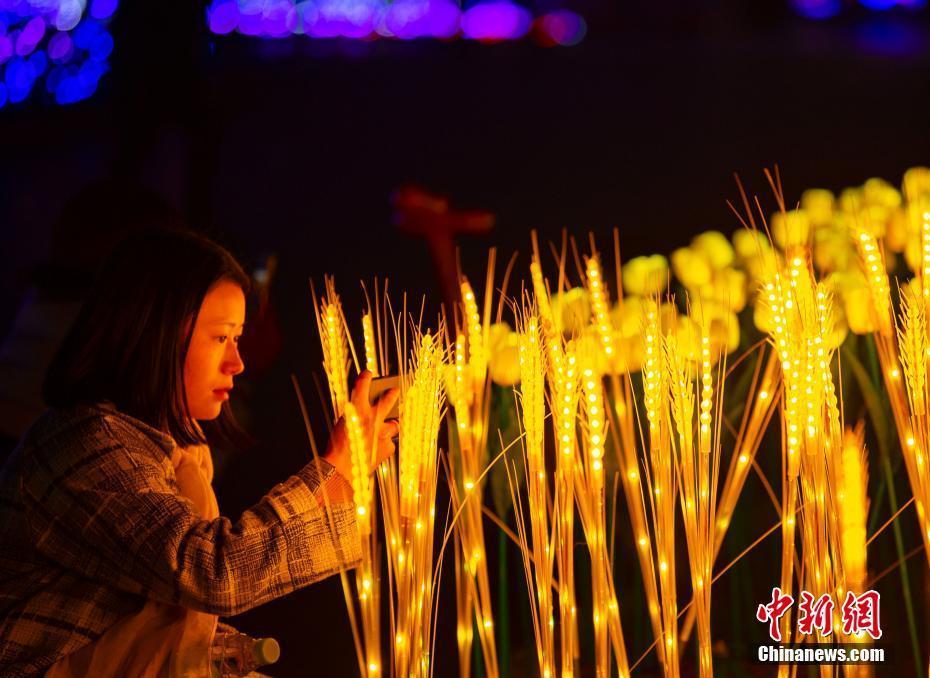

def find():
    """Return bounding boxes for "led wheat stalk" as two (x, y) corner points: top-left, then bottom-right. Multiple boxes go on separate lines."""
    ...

(532, 247), (580, 675)
(678, 216), (780, 646)
(847, 215), (927, 676)
(681, 345), (781, 646)
(919, 205), (930, 301)
(575, 342), (630, 677)
(796, 280), (845, 662)
(318, 279), (351, 418)
(586, 253), (615, 365)
(449, 330), (476, 675)
(763, 254), (847, 674)
(762, 267), (803, 654)
(582, 240), (668, 672)
(447, 275), (498, 678)
(314, 279), (377, 677)
(896, 290), (930, 566)
(849, 209), (928, 675)
(836, 427), (869, 601)
(666, 313), (723, 678)
(363, 312), (380, 377)
(836, 426), (873, 678)
(853, 224), (912, 459)
(382, 329), (445, 678)
(641, 298), (680, 678)
(712, 349), (780, 555)
(855, 229), (894, 338)
(551, 346), (581, 675)
(344, 401), (381, 677)
(514, 311), (556, 677)
(583, 249), (636, 675)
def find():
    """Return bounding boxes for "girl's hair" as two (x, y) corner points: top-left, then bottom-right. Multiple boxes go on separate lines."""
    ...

(44, 228), (251, 447)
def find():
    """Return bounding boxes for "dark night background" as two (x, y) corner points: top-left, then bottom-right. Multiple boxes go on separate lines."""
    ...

(2, 0), (930, 675)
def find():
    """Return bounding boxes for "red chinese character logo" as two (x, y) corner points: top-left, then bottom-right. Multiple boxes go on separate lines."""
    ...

(797, 591), (835, 636)
(756, 587), (794, 642)
(841, 590), (882, 640)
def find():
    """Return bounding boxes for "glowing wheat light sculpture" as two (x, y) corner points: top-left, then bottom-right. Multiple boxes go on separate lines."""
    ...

(314, 279), (383, 678)
(510, 311), (556, 677)
(578, 343), (630, 677)
(641, 298), (680, 678)
(665, 309), (723, 678)
(343, 401), (381, 676)
(854, 203), (930, 566)
(532, 253), (581, 676)
(379, 329), (446, 678)
(583, 242), (669, 674)
(445, 274), (499, 678)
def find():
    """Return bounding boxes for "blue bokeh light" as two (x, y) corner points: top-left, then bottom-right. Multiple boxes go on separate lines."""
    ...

(0, 0), (119, 108)
(208, 0), (240, 34)
(791, 0), (928, 17)
(790, 0), (842, 19)
(90, 0), (118, 20)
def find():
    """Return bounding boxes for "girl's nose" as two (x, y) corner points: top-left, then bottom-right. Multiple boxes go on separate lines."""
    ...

(224, 346), (245, 376)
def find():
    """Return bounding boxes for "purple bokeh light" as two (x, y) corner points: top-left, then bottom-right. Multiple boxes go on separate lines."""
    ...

(461, 1), (531, 41)
(0, 34), (12, 64)
(303, 0), (382, 39)
(206, 0), (582, 45)
(262, 0), (299, 37)
(238, 3), (265, 36)
(381, 0), (460, 39)
(47, 31), (74, 61)
(16, 16), (45, 56)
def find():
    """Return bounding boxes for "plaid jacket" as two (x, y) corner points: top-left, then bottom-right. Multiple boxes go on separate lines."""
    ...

(0, 403), (360, 676)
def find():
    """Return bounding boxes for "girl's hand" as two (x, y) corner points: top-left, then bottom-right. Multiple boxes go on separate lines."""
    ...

(323, 370), (399, 484)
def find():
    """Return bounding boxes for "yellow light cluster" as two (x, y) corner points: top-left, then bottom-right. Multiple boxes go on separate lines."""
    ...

(586, 254), (615, 367)
(321, 299), (350, 417)
(362, 312), (379, 377)
(343, 402), (373, 534)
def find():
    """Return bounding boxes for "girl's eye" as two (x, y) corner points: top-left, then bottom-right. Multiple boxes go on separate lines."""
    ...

(233, 335), (242, 344)
(217, 335), (228, 344)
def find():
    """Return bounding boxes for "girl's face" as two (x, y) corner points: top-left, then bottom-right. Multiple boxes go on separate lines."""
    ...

(184, 280), (246, 421)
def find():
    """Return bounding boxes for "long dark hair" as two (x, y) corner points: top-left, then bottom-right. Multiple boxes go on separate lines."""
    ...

(43, 228), (250, 447)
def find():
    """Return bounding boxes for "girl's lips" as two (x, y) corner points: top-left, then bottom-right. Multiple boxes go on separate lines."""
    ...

(213, 388), (231, 401)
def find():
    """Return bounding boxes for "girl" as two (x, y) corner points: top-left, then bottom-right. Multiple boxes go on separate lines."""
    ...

(0, 229), (397, 676)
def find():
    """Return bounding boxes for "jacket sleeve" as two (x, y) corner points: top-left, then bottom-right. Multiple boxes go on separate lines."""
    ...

(21, 432), (361, 617)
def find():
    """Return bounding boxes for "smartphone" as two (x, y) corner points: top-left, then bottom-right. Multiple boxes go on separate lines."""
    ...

(369, 374), (400, 419)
